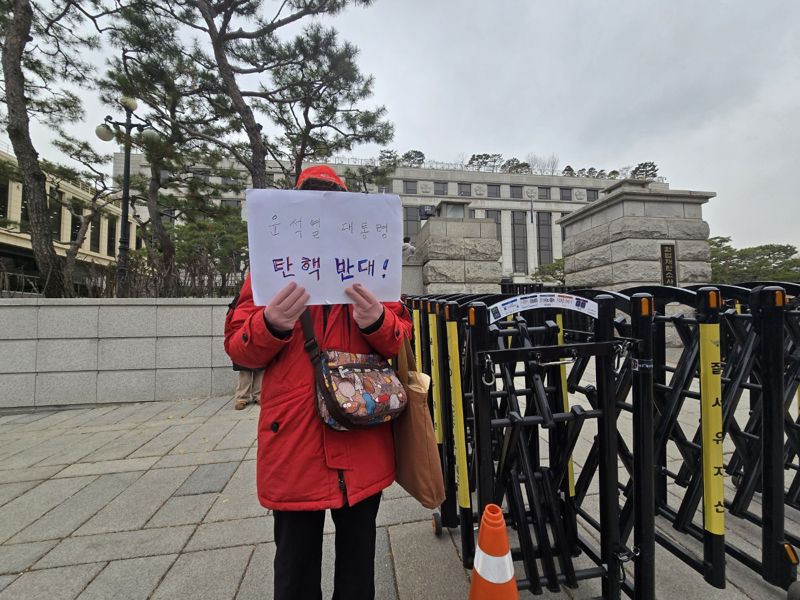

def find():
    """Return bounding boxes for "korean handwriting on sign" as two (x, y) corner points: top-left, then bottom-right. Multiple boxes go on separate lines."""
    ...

(336, 258), (355, 281)
(361, 222), (369, 239)
(341, 221), (353, 234)
(273, 257), (294, 278)
(336, 258), (391, 281)
(301, 256), (321, 281)
(375, 223), (388, 239)
(358, 259), (375, 276)
(311, 218), (321, 239)
(291, 218), (302, 239)
(270, 214), (280, 236)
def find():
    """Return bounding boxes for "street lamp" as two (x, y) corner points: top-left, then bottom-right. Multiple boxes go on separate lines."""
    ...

(96, 96), (159, 297)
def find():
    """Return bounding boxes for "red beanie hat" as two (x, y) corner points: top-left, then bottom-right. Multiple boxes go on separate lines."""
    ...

(295, 165), (348, 191)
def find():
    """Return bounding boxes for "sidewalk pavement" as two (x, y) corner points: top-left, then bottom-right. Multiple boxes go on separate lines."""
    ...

(0, 396), (470, 600)
(0, 393), (795, 599)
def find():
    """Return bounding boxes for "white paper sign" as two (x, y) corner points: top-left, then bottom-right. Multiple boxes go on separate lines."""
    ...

(246, 189), (403, 305)
(487, 293), (599, 323)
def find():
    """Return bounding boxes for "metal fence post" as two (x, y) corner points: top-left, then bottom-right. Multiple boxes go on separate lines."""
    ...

(468, 303), (495, 517)
(751, 286), (797, 589)
(631, 293), (656, 600)
(595, 294), (622, 600)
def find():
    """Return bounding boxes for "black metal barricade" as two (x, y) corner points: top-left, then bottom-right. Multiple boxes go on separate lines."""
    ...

(405, 282), (800, 599)
(416, 291), (658, 598)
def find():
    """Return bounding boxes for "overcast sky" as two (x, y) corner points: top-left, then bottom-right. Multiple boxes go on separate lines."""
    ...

(10, 0), (800, 248)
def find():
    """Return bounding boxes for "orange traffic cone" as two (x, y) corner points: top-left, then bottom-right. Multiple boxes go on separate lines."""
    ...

(468, 503), (518, 599)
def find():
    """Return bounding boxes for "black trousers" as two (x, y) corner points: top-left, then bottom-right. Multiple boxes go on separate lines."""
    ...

(273, 492), (382, 600)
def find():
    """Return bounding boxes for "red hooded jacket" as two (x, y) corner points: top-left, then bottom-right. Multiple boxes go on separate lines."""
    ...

(225, 276), (412, 510)
(226, 166), (412, 510)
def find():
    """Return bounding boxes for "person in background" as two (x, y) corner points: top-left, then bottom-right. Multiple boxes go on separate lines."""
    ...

(226, 291), (264, 410)
(224, 165), (413, 600)
(231, 365), (263, 410)
(402, 236), (416, 261)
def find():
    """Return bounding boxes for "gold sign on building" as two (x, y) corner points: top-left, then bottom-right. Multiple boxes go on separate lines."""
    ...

(661, 244), (677, 286)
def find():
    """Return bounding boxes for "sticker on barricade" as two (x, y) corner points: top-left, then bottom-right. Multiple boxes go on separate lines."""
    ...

(488, 293), (599, 323)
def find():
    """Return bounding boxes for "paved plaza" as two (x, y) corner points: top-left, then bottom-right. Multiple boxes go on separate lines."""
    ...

(0, 391), (796, 599)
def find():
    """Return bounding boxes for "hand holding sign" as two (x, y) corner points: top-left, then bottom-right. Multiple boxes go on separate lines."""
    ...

(345, 283), (385, 329)
(263, 281), (309, 333)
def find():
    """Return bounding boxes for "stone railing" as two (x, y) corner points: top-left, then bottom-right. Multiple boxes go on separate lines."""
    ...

(0, 297), (234, 409)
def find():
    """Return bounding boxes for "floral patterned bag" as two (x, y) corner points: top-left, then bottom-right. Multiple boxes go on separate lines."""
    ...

(300, 313), (407, 431)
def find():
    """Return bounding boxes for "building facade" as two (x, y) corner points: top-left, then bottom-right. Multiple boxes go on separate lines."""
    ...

(0, 148), (139, 293)
(117, 153), (629, 280)
(381, 165), (614, 279)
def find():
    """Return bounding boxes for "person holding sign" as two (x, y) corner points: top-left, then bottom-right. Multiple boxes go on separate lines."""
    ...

(224, 166), (412, 600)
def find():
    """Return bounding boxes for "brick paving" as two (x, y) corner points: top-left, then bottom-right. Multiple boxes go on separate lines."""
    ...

(0, 397), (469, 600)
(0, 391), (796, 599)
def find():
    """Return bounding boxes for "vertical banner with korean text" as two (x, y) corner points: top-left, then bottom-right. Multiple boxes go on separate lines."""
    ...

(246, 189), (403, 305)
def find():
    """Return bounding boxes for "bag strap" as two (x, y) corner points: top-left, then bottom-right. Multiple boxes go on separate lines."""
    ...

(299, 309), (323, 367)
(396, 336), (417, 384)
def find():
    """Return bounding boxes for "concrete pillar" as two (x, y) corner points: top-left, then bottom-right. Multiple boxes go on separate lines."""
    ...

(526, 211), (537, 275)
(552, 212), (563, 262)
(500, 210), (513, 275)
(559, 180), (714, 291)
(414, 217), (502, 294)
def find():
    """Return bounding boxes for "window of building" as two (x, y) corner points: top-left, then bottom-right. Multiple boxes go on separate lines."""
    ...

(106, 217), (117, 256)
(0, 178), (9, 221)
(403, 180), (417, 194)
(441, 203), (465, 218)
(458, 183), (471, 197)
(487, 184), (500, 198)
(90, 213), (101, 253)
(136, 228), (143, 250)
(510, 185), (523, 199)
(69, 208), (81, 243)
(20, 186), (30, 232)
(560, 188), (572, 201)
(156, 207), (176, 227)
(511, 211), (528, 273)
(536, 212), (553, 265)
(586, 189), (599, 202)
(538, 187), (551, 200)
(403, 206), (420, 242)
(48, 188), (63, 240)
(221, 175), (241, 188)
(191, 168), (211, 183)
(486, 209), (502, 242)
(344, 176), (361, 192)
(434, 181), (448, 195)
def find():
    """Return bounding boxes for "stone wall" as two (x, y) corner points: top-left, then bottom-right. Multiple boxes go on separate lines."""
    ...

(402, 245), (424, 296)
(560, 180), (715, 291)
(0, 298), (234, 409)
(415, 218), (502, 294)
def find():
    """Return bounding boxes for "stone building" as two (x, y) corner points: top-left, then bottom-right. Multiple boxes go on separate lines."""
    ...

(0, 148), (140, 293)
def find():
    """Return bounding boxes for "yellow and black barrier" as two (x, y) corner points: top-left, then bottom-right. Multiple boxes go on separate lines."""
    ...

(697, 288), (726, 588)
